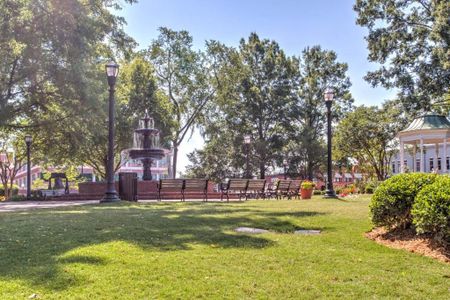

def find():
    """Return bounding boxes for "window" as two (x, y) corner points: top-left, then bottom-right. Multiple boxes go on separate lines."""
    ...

(416, 159), (420, 171)
(429, 158), (434, 171)
(438, 158), (442, 170)
(447, 157), (450, 171)
(392, 163), (396, 173)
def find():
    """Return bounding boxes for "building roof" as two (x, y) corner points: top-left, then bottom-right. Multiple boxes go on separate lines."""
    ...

(401, 114), (450, 132)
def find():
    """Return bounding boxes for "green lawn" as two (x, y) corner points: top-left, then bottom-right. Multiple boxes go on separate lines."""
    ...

(0, 196), (448, 299)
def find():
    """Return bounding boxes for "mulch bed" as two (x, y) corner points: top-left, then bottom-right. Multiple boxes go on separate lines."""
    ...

(366, 227), (449, 263)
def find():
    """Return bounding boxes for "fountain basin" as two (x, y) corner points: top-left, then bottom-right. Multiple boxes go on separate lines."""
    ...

(135, 128), (159, 135)
(128, 148), (166, 160)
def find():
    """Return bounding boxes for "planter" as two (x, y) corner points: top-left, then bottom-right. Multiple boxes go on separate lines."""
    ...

(300, 188), (313, 199)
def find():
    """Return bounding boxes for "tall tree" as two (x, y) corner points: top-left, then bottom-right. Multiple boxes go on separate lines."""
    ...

(30, 55), (173, 178)
(223, 33), (297, 179)
(334, 101), (407, 180)
(0, 0), (137, 128)
(354, 0), (450, 113)
(148, 27), (215, 178)
(290, 46), (353, 179)
(0, 131), (25, 200)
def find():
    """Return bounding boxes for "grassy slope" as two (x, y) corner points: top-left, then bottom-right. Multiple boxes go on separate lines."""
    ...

(0, 196), (448, 299)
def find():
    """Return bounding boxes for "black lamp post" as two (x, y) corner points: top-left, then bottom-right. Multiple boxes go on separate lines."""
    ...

(323, 88), (337, 198)
(25, 135), (32, 200)
(244, 135), (251, 179)
(283, 158), (288, 180)
(101, 61), (121, 203)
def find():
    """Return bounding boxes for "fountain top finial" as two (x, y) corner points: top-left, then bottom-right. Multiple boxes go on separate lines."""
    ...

(141, 110), (155, 129)
(142, 109), (150, 121)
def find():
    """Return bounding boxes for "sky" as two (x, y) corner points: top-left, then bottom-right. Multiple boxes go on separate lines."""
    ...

(117, 0), (397, 175)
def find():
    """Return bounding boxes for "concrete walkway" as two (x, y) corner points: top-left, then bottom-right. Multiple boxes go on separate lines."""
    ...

(0, 200), (99, 212)
(0, 198), (247, 213)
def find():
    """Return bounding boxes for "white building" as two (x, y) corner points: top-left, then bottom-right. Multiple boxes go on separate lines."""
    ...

(392, 114), (450, 174)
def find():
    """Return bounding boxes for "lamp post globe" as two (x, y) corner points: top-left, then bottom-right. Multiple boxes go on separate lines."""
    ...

(25, 135), (32, 200)
(323, 88), (337, 198)
(243, 135), (251, 179)
(101, 61), (121, 203)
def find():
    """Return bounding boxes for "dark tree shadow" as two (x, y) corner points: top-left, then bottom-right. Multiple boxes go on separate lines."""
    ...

(0, 202), (329, 291)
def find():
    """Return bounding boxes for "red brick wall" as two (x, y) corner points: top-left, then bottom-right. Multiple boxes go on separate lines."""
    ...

(137, 181), (158, 193)
(79, 182), (119, 194)
(79, 179), (218, 196)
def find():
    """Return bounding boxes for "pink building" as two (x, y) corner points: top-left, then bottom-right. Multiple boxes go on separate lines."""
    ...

(13, 149), (173, 191)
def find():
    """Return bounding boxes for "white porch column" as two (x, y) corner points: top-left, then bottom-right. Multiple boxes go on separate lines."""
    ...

(413, 143), (417, 172)
(444, 138), (448, 173)
(435, 143), (439, 173)
(420, 138), (424, 172)
(400, 140), (405, 173)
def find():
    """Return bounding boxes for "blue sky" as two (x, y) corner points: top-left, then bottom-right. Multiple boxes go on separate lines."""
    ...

(117, 0), (396, 174)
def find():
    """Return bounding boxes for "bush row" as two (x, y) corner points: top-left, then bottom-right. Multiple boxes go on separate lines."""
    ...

(0, 185), (19, 197)
(371, 173), (449, 245)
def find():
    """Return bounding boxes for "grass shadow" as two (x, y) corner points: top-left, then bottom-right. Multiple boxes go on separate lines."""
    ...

(0, 201), (328, 292)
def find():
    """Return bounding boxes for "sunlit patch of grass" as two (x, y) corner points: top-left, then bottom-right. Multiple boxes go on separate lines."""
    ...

(0, 196), (448, 299)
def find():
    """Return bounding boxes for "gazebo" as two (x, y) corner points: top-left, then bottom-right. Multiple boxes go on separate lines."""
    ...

(397, 114), (450, 173)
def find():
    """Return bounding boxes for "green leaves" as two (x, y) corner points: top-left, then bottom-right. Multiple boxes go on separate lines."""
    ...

(413, 175), (450, 244)
(187, 35), (353, 180)
(354, 0), (450, 113)
(0, 0), (137, 126)
(148, 27), (216, 177)
(334, 102), (406, 180)
(371, 173), (438, 229)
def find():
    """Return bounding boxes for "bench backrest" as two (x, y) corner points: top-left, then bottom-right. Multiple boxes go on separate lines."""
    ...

(159, 179), (184, 190)
(276, 180), (291, 191)
(247, 179), (266, 191)
(227, 179), (249, 191)
(289, 180), (301, 192)
(184, 179), (208, 192)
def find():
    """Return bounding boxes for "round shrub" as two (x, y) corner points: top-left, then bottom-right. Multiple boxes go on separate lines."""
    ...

(0, 185), (19, 197)
(364, 181), (381, 194)
(313, 190), (322, 196)
(365, 185), (375, 194)
(370, 173), (437, 229)
(412, 176), (450, 245)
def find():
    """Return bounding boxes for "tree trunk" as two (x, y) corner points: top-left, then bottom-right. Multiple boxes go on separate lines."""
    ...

(376, 168), (385, 181)
(102, 155), (108, 181)
(3, 183), (9, 200)
(259, 161), (265, 179)
(306, 162), (314, 180)
(172, 143), (178, 179)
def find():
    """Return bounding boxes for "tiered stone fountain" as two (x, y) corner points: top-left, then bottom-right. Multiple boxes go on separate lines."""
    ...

(126, 111), (166, 180)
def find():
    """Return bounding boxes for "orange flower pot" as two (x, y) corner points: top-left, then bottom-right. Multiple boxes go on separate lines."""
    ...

(300, 188), (313, 200)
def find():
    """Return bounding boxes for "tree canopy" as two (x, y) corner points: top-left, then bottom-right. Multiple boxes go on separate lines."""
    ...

(354, 0), (450, 113)
(0, 0), (137, 127)
(148, 27), (216, 178)
(186, 35), (353, 181)
(334, 101), (407, 180)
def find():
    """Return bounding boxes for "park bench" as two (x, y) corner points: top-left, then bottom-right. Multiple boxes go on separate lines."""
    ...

(183, 179), (209, 202)
(245, 179), (266, 200)
(40, 189), (66, 199)
(287, 180), (301, 199)
(274, 179), (291, 200)
(157, 179), (185, 201)
(220, 179), (248, 202)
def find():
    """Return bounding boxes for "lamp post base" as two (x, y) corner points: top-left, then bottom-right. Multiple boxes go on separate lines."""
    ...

(323, 189), (337, 198)
(100, 192), (121, 203)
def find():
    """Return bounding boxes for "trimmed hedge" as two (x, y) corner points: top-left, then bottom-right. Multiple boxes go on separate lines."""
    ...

(0, 185), (19, 197)
(412, 176), (450, 245)
(370, 173), (437, 229)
